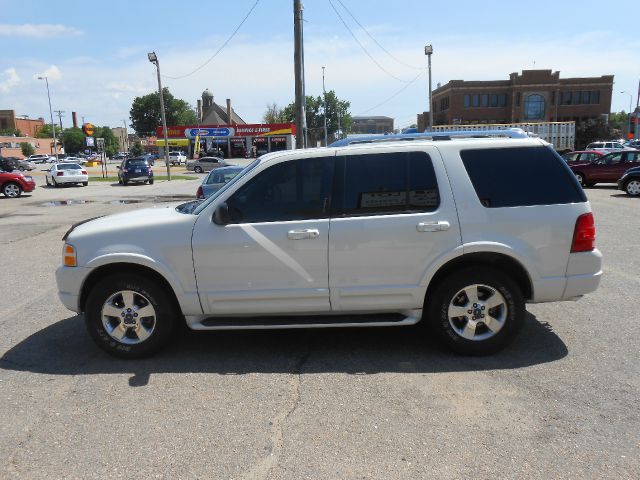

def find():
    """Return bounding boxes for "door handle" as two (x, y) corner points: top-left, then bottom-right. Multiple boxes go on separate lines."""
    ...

(417, 221), (450, 232)
(287, 229), (320, 240)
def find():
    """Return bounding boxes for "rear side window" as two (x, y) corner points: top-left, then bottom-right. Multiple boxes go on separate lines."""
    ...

(333, 151), (440, 216)
(460, 146), (586, 208)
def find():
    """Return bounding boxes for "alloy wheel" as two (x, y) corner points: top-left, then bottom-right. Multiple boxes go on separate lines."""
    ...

(101, 290), (156, 345)
(626, 179), (640, 196)
(3, 183), (21, 198)
(447, 283), (507, 341)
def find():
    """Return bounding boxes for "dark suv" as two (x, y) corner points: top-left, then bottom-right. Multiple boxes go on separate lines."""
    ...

(568, 150), (640, 186)
(117, 157), (154, 185)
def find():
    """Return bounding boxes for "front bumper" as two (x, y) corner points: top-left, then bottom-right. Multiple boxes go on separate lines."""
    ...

(56, 265), (92, 313)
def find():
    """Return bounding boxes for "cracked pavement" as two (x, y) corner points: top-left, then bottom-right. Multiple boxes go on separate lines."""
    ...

(0, 180), (639, 479)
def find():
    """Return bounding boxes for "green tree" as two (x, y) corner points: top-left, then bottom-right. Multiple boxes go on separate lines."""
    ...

(282, 90), (352, 145)
(62, 127), (85, 154)
(129, 88), (197, 136)
(130, 141), (144, 156)
(609, 111), (629, 133)
(93, 126), (120, 157)
(20, 142), (35, 157)
(575, 118), (614, 150)
(0, 128), (21, 136)
(262, 103), (286, 123)
(36, 124), (62, 138)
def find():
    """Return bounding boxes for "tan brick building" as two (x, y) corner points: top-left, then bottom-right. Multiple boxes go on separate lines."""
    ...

(419, 70), (613, 131)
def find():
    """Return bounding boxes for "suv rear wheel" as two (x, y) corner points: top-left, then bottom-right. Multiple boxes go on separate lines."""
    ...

(625, 179), (640, 196)
(426, 267), (524, 355)
(85, 273), (177, 358)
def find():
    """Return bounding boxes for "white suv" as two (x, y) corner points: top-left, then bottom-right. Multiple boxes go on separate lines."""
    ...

(56, 131), (602, 358)
(168, 151), (187, 165)
(27, 154), (50, 164)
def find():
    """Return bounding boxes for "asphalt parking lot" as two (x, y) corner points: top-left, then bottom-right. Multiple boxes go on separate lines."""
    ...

(0, 178), (638, 479)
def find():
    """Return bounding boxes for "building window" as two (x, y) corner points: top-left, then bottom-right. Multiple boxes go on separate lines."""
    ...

(562, 91), (572, 105)
(464, 95), (470, 108)
(439, 96), (450, 111)
(592, 90), (600, 104)
(524, 94), (545, 120)
(499, 94), (507, 107)
(481, 94), (489, 107)
(472, 95), (479, 107)
(572, 91), (580, 105)
(516, 92), (521, 107)
(582, 91), (591, 104)
(490, 94), (498, 107)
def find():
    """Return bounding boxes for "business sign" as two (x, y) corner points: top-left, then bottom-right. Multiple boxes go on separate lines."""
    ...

(85, 136), (95, 147)
(185, 127), (234, 138)
(157, 123), (296, 138)
(82, 123), (94, 136)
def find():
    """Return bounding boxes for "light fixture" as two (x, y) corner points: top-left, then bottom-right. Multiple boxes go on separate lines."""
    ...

(147, 52), (157, 63)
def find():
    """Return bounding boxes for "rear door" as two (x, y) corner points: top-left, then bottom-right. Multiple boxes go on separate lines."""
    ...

(329, 146), (461, 311)
(593, 152), (623, 182)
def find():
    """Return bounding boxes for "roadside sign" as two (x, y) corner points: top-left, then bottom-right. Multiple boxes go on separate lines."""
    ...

(96, 138), (105, 152)
(82, 123), (95, 136)
(85, 136), (95, 147)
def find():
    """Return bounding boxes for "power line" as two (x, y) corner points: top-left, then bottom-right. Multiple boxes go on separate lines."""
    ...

(163, 0), (261, 80)
(334, 0), (423, 71)
(357, 70), (424, 115)
(327, 0), (410, 83)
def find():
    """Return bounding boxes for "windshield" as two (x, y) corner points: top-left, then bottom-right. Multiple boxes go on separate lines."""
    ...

(190, 159), (261, 215)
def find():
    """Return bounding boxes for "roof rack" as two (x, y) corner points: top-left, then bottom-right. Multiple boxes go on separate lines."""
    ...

(329, 128), (530, 147)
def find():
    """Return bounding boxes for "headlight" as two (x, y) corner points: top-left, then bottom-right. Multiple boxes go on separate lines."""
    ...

(63, 243), (77, 267)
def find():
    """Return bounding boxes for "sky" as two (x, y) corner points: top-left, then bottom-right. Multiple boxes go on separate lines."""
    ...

(1, 0), (639, 131)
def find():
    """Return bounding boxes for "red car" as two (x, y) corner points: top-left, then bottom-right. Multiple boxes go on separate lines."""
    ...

(569, 150), (640, 187)
(561, 150), (604, 164)
(0, 170), (36, 198)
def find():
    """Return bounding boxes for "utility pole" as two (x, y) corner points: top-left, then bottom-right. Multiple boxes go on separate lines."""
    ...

(37, 76), (59, 160)
(121, 119), (128, 153)
(322, 66), (328, 146)
(293, 0), (306, 149)
(148, 51), (171, 180)
(424, 45), (433, 131)
(54, 110), (65, 152)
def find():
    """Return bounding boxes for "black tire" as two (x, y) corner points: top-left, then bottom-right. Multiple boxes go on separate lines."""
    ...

(194, 166), (203, 173)
(624, 178), (640, 196)
(84, 273), (177, 358)
(574, 172), (585, 186)
(82, 182), (88, 186)
(123, 179), (129, 186)
(118, 177), (123, 185)
(148, 178), (154, 185)
(45, 177), (50, 186)
(425, 266), (524, 355)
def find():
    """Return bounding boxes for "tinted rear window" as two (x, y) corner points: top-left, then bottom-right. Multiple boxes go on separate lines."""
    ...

(460, 146), (586, 208)
(58, 164), (82, 170)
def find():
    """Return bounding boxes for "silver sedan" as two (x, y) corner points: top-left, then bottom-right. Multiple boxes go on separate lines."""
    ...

(186, 156), (231, 173)
(196, 166), (244, 198)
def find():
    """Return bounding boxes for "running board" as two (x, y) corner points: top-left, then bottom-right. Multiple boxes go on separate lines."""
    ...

(186, 311), (422, 330)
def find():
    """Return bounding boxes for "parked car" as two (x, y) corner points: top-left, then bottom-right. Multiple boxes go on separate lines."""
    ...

(45, 163), (89, 187)
(56, 132), (602, 359)
(569, 150), (640, 186)
(117, 157), (154, 185)
(623, 140), (640, 149)
(16, 159), (36, 171)
(64, 156), (87, 166)
(168, 151), (187, 166)
(585, 141), (630, 152)
(0, 168), (36, 197)
(617, 165), (640, 196)
(111, 153), (128, 161)
(186, 156), (230, 173)
(27, 154), (50, 164)
(0, 156), (21, 172)
(196, 165), (244, 198)
(561, 150), (604, 163)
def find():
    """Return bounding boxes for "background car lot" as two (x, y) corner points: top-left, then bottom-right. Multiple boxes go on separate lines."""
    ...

(0, 181), (637, 478)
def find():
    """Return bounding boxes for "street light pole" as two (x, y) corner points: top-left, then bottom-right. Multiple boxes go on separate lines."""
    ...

(322, 66), (328, 146)
(621, 91), (633, 141)
(37, 76), (59, 160)
(148, 51), (171, 181)
(424, 45), (433, 131)
(121, 119), (129, 154)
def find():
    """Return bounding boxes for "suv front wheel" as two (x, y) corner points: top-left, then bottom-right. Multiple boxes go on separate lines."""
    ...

(85, 273), (177, 358)
(426, 267), (524, 355)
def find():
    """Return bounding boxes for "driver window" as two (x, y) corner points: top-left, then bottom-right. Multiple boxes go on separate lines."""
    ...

(604, 153), (622, 165)
(226, 157), (333, 223)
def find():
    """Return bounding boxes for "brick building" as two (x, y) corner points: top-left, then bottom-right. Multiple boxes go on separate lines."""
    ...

(0, 110), (45, 137)
(418, 70), (613, 131)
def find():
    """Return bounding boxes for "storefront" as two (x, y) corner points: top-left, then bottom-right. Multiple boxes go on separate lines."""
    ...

(156, 123), (296, 159)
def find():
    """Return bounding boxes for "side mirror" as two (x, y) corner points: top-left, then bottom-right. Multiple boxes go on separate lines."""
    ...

(212, 202), (231, 225)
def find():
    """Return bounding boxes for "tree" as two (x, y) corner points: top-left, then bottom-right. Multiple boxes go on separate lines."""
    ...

(93, 126), (120, 158)
(20, 142), (35, 157)
(608, 111), (628, 133)
(575, 118), (614, 150)
(36, 124), (62, 138)
(282, 90), (352, 145)
(262, 103), (287, 123)
(62, 127), (85, 154)
(0, 128), (21, 136)
(130, 141), (144, 156)
(129, 88), (197, 136)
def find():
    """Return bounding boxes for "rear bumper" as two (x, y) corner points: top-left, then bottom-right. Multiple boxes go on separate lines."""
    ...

(56, 175), (88, 184)
(563, 249), (603, 300)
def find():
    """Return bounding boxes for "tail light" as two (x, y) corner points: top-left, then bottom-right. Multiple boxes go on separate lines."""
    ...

(81, 170), (87, 175)
(196, 186), (204, 199)
(571, 212), (596, 252)
(56, 171), (64, 176)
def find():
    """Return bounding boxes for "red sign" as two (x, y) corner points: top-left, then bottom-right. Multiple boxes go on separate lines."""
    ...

(157, 123), (296, 138)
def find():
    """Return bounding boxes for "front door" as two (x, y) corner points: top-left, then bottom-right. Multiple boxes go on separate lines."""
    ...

(328, 146), (461, 311)
(192, 154), (335, 315)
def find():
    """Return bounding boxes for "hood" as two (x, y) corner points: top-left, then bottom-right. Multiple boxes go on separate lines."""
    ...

(67, 206), (196, 242)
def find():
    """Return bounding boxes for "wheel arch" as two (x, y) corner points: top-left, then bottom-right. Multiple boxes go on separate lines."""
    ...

(79, 262), (181, 314)
(425, 252), (533, 302)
